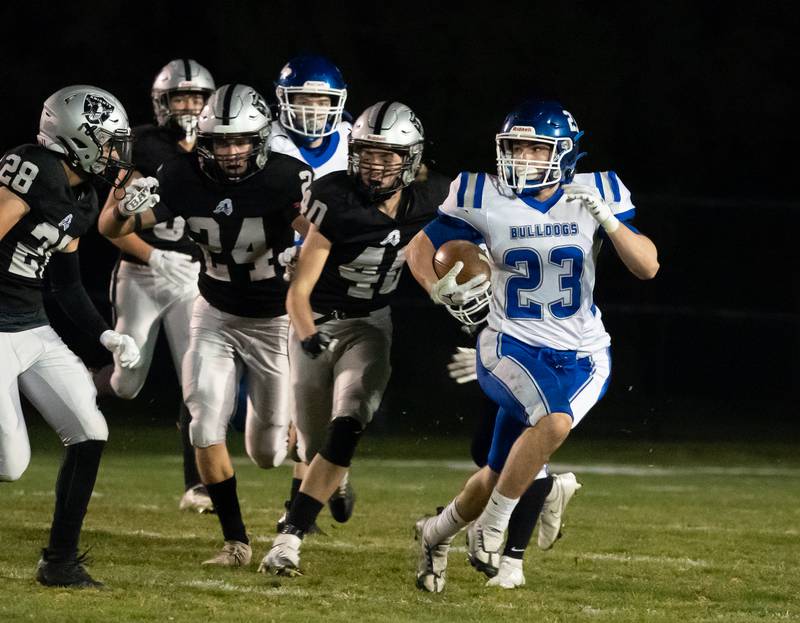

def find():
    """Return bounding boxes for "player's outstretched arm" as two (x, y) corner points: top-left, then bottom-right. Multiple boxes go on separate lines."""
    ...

(101, 170), (156, 262)
(605, 226), (659, 280)
(286, 224), (331, 341)
(0, 187), (30, 241)
(98, 175), (160, 239)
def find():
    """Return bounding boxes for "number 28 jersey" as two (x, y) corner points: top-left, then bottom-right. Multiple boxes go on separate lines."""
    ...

(154, 152), (312, 318)
(0, 144), (98, 329)
(424, 171), (636, 351)
(304, 170), (450, 314)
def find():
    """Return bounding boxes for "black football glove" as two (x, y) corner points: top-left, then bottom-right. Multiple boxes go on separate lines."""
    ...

(301, 332), (337, 359)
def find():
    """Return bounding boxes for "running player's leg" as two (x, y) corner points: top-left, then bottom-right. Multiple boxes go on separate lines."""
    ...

(0, 331), (31, 482)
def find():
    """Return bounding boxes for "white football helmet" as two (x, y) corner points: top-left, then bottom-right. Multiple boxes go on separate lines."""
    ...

(151, 59), (215, 138)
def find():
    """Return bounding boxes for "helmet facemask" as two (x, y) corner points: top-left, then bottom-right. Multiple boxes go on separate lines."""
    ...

(445, 286), (492, 327)
(153, 88), (213, 140)
(197, 129), (269, 183)
(496, 134), (575, 194)
(64, 124), (134, 189)
(277, 83), (347, 139)
(348, 140), (422, 201)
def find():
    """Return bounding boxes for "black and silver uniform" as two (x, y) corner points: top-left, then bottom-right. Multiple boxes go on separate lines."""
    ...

(154, 152), (312, 317)
(305, 170), (450, 315)
(0, 145), (98, 331)
(122, 124), (200, 264)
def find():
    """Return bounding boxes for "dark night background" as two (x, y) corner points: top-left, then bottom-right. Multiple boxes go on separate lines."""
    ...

(2, 2), (798, 442)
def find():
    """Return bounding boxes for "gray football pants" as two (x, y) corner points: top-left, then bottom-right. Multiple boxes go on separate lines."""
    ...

(290, 306), (393, 463)
(0, 326), (108, 481)
(183, 297), (291, 468)
(110, 260), (197, 399)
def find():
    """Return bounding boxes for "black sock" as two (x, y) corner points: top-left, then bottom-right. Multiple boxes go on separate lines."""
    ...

(286, 492), (324, 534)
(178, 404), (201, 490)
(205, 476), (248, 544)
(503, 476), (554, 559)
(288, 477), (302, 505)
(47, 440), (105, 559)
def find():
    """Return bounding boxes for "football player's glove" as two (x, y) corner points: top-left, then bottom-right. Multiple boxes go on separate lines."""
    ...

(300, 332), (338, 359)
(117, 176), (160, 217)
(148, 249), (200, 288)
(100, 330), (141, 368)
(430, 261), (490, 306)
(562, 183), (619, 233)
(278, 245), (299, 283)
(448, 347), (478, 384)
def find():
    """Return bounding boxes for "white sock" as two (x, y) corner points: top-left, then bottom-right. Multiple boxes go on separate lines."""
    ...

(479, 489), (519, 534)
(424, 499), (467, 543)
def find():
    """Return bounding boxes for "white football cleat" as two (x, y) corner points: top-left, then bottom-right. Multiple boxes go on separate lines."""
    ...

(201, 540), (251, 567)
(538, 472), (582, 550)
(466, 520), (503, 577)
(415, 517), (453, 593)
(486, 556), (525, 589)
(258, 534), (303, 577)
(179, 484), (214, 514)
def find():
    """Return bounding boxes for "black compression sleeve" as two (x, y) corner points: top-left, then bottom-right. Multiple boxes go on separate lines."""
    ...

(48, 251), (111, 341)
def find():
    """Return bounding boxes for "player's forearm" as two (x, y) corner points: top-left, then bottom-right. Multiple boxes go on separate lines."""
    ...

(98, 207), (155, 238)
(107, 233), (154, 263)
(607, 226), (659, 280)
(291, 215), (311, 238)
(407, 231), (439, 293)
(286, 285), (317, 341)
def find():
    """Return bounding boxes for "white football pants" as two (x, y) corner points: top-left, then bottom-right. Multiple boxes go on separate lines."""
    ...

(0, 326), (108, 481)
(183, 297), (291, 468)
(109, 260), (197, 399)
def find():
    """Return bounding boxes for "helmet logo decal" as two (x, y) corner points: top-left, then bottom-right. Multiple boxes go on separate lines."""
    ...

(83, 93), (115, 124)
(251, 92), (268, 117)
(279, 64), (293, 80)
(408, 111), (423, 135)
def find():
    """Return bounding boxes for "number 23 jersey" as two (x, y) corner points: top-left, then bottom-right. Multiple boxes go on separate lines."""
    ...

(0, 144), (98, 327)
(304, 170), (451, 314)
(154, 152), (312, 318)
(426, 171), (636, 351)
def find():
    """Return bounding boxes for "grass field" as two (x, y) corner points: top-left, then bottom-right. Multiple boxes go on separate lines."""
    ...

(1, 423), (798, 622)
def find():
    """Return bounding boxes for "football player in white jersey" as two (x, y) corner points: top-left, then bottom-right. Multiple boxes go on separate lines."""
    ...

(268, 54), (355, 528)
(96, 59), (216, 513)
(406, 99), (659, 592)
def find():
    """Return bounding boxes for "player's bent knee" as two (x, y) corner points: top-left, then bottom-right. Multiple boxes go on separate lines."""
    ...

(189, 418), (224, 449)
(0, 451), (31, 482)
(110, 372), (147, 400)
(247, 441), (288, 469)
(318, 416), (364, 468)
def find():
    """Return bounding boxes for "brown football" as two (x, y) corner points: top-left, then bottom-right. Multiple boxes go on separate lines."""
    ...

(433, 240), (491, 284)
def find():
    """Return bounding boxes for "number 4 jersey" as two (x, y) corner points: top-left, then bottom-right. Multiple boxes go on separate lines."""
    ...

(424, 171), (637, 351)
(154, 152), (312, 317)
(304, 170), (451, 314)
(0, 144), (98, 330)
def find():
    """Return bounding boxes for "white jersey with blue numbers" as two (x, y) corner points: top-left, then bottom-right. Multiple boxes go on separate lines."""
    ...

(268, 120), (351, 179)
(430, 170), (636, 351)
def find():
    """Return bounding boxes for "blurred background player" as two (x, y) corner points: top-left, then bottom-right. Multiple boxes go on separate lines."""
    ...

(1, 85), (141, 587)
(95, 59), (215, 513)
(406, 99), (659, 592)
(268, 54), (354, 530)
(261, 101), (451, 576)
(99, 84), (312, 568)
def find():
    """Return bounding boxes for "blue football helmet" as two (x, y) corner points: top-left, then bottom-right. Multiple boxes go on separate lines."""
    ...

(275, 55), (347, 139)
(496, 100), (584, 193)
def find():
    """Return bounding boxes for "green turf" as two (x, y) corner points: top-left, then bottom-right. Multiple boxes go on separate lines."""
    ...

(1, 424), (798, 622)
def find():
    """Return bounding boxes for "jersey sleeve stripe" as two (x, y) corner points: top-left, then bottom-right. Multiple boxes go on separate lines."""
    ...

(423, 210), (485, 249)
(614, 207), (636, 223)
(473, 172), (486, 209)
(593, 171), (606, 200)
(456, 171), (469, 207)
(607, 170), (622, 202)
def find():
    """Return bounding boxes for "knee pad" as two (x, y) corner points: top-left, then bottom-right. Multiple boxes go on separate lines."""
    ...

(319, 416), (364, 468)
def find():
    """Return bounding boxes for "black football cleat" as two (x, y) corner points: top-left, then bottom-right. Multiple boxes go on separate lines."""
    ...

(36, 549), (104, 588)
(328, 473), (356, 523)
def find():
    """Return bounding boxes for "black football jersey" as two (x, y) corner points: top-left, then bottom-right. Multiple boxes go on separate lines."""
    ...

(154, 152), (312, 317)
(305, 170), (450, 314)
(0, 144), (98, 331)
(121, 124), (201, 264)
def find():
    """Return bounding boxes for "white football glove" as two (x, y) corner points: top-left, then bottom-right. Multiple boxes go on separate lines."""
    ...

(117, 176), (160, 217)
(448, 346), (478, 384)
(148, 249), (200, 288)
(430, 261), (490, 306)
(100, 330), (141, 369)
(277, 245), (299, 283)
(563, 183), (620, 233)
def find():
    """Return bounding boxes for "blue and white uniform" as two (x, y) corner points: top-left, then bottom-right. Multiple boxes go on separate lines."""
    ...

(425, 170), (635, 472)
(268, 120), (351, 179)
